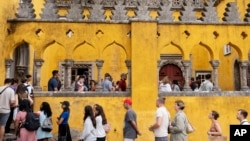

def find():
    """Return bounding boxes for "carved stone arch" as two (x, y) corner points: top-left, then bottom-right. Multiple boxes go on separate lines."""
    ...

(159, 60), (185, 74)
(12, 41), (30, 78)
(228, 42), (243, 60)
(199, 42), (214, 60)
(102, 41), (128, 59)
(73, 41), (95, 52)
(40, 40), (65, 59)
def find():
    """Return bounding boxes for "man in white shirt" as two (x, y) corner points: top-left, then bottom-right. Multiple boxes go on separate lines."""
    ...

(149, 97), (170, 141)
(0, 78), (15, 141)
(199, 74), (213, 92)
(237, 109), (250, 125)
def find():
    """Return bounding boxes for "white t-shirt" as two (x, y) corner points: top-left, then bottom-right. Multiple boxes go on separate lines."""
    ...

(154, 106), (170, 137)
(95, 115), (106, 138)
(0, 86), (15, 113)
(159, 83), (172, 92)
(240, 119), (250, 125)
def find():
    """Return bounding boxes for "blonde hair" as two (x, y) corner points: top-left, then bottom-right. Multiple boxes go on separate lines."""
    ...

(162, 76), (170, 85)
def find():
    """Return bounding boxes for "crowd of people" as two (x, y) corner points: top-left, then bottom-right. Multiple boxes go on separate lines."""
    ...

(159, 74), (214, 92)
(0, 76), (249, 141)
(48, 70), (128, 92)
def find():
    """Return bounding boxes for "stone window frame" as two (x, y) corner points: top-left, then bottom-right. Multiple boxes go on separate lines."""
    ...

(195, 70), (212, 82)
(59, 61), (95, 90)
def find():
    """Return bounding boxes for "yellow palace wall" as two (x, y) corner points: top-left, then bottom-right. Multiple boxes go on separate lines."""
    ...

(33, 95), (250, 141)
(1, 1), (250, 90)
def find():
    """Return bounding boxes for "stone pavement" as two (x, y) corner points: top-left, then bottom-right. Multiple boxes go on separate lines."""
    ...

(4, 129), (81, 141)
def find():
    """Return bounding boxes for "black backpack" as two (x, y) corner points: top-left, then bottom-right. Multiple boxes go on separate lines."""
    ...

(23, 112), (40, 131)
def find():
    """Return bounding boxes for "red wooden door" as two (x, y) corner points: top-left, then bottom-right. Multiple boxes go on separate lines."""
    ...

(159, 64), (184, 84)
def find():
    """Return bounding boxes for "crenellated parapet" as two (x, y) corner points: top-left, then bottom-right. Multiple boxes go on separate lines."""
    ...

(11, 0), (250, 24)
(15, 0), (36, 19)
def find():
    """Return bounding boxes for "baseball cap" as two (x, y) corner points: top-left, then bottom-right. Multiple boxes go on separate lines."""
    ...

(123, 98), (132, 105)
(60, 101), (70, 107)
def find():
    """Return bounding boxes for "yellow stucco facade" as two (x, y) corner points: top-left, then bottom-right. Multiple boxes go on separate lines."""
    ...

(33, 94), (250, 141)
(1, 0), (250, 141)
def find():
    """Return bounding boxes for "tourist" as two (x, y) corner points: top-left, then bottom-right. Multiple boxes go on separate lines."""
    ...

(57, 101), (72, 141)
(169, 100), (188, 141)
(36, 102), (53, 141)
(0, 78), (15, 141)
(119, 73), (127, 91)
(94, 104), (107, 141)
(159, 76), (172, 92)
(48, 70), (60, 91)
(80, 105), (96, 141)
(207, 110), (222, 136)
(172, 80), (180, 91)
(199, 74), (213, 92)
(236, 109), (250, 125)
(149, 97), (170, 141)
(15, 99), (36, 141)
(75, 75), (88, 92)
(123, 98), (141, 141)
(102, 73), (113, 92)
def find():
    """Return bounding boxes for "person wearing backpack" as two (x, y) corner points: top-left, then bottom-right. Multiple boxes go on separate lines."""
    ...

(15, 99), (36, 141)
(36, 102), (53, 141)
(57, 101), (72, 141)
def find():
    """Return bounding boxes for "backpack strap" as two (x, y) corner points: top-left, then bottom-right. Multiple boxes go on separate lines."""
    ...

(0, 86), (9, 95)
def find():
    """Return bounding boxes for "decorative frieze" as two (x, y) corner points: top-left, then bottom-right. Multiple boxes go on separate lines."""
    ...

(66, 0), (84, 20)
(12, 0), (248, 24)
(179, 0), (197, 22)
(201, 0), (219, 23)
(222, 2), (241, 23)
(40, 0), (59, 20)
(158, 0), (174, 23)
(16, 0), (36, 19)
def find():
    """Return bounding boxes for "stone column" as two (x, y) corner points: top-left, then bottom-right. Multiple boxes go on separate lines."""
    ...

(182, 60), (192, 91)
(209, 60), (221, 91)
(157, 60), (161, 91)
(240, 61), (250, 91)
(5, 59), (13, 78)
(125, 60), (131, 91)
(96, 59), (104, 91)
(63, 59), (74, 91)
(34, 59), (44, 91)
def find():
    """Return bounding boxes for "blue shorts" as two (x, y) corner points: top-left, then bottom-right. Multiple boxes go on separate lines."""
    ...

(0, 113), (10, 126)
(155, 136), (168, 141)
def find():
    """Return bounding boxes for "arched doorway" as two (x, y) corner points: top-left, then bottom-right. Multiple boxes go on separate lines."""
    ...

(234, 60), (241, 91)
(159, 64), (184, 85)
(12, 43), (30, 79)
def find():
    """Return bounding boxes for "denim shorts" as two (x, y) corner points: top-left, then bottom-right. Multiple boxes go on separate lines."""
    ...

(155, 136), (168, 141)
(0, 113), (10, 126)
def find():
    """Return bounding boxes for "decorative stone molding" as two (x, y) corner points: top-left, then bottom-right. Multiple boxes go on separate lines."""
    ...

(240, 61), (250, 91)
(88, 2), (106, 21)
(179, 0), (198, 22)
(182, 60), (192, 91)
(66, 0), (84, 20)
(40, 0), (59, 20)
(5, 59), (14, 78)
(34, 59), (44, 91)
(209, 60), (221, 91)
(125, 60), (131, 90)
(96, 60), (104, 91)
(222, 2), (241, 23)
(16, 0), (36, 19)
(63, 59), (74, 91)
(244, 3), (250, 22)
(201, 0), (219, 23)
(158, 1), (174, 23)
(111, 1), (129, 22)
